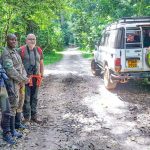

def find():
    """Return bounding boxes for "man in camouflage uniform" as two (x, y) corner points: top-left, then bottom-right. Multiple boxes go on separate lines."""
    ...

(1, 34), (28, 138)
(19, 33), (44, 124)
(0, 63), (16, 144)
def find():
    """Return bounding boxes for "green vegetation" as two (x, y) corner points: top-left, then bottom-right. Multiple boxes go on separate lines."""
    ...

(81, 51), (93, 59)
(0, 0), (150, 64)
(68, 0), (150, 51)
(44, 51), (63, 65)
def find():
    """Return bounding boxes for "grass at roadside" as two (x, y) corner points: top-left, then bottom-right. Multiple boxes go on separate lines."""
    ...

(44, 51), (63, 65)
(44, 49), (93, 65)
(81, 51), (93, 59)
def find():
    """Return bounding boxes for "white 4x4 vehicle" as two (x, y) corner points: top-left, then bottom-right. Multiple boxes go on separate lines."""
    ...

(91, 17), (150, 89)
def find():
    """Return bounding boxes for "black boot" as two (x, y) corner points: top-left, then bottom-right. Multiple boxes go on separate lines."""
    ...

(15, 112), (26, 129)
(1, 112), (16, 145)
(3, 132), (16, 145)
(31, 115), (42, 124)
(10, 116), (22, 138)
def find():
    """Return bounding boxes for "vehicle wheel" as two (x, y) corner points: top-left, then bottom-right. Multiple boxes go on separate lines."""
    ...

(103, 66), (117, 90)
(91, 59), (101, 76)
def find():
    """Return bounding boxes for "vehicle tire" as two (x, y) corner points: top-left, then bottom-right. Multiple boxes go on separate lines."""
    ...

(103, 66), (117, 90)
(91, 59), (101, 76)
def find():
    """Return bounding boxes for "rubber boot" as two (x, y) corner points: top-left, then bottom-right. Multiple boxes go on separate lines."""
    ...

(10, 116), (22, 138)
(3, 132), (16, 145)
(15, 112), (26, 130)
(1, 112), (16, 145)
(31, 115), (42, 124)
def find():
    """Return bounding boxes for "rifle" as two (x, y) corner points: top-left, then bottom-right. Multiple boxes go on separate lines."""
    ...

(0, 63), (17, 100)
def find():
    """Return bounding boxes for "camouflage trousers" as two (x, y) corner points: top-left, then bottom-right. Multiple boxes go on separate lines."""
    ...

(0, 87), (12, 134)
(23, 78), (39, 119)
(0, 87), (10, 112)
(9, 83), (25, 116)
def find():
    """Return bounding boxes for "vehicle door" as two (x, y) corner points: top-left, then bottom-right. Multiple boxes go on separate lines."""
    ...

(123, 27), (143, 71)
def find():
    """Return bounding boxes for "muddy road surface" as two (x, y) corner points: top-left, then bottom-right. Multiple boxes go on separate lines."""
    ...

(1, 48), (150, 150)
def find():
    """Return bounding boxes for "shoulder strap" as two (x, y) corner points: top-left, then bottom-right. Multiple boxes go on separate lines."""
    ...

(20, 45), (26, 59)
(36, 46), (42, 56)
(20, 46), (42, 60)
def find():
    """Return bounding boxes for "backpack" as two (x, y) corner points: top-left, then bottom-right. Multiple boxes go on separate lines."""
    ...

(20, 45), (42, 59)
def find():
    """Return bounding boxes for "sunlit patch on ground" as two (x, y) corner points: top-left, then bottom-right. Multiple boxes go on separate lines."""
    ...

(44, 69), (78, 76)
(80, 83), (150, 149)
(44, 47), (92, 77)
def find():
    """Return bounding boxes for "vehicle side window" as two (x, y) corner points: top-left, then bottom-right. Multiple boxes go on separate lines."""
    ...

(103, 32), (110, 46)
(100, 32), (110, 46)
(100, 33), (105, 46)
(115, 28), (124, 49)
(108, 30), (118, 48)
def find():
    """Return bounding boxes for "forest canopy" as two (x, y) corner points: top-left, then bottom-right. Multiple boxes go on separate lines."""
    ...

(0, 0), (150, 52)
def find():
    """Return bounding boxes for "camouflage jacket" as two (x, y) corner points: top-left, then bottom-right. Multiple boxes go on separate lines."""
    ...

(1, 47), (28, 83)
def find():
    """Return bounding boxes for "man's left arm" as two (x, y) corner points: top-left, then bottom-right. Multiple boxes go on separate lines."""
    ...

(40, 59), (44, 77)
(39, 47), (44, 77)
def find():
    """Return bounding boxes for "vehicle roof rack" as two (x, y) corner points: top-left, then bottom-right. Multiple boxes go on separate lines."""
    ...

(118, 16), (150, 23)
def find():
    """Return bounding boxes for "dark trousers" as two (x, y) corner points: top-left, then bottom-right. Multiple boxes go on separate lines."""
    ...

(23, 78), (39, 119)
(0, 87), (12, 134)
(0, 87), (10, 113)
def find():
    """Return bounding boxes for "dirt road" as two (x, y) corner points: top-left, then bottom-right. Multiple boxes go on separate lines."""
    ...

(1, 48), (150, 150)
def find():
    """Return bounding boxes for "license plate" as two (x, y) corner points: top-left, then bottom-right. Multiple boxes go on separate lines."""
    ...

(128, 59), (137, 68)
